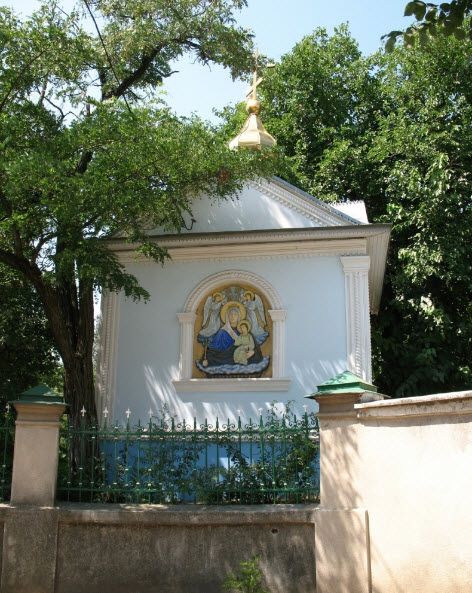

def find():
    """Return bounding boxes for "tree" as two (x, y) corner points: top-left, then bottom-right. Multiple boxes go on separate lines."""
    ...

(385, 1), (472, 50)
(0, 1), (277, 425)
(259, 26), (381, 200)
(219, 26), (381, 199)
(0, 264), (60, 402)
(226, 26), (472, 396)
(368, 32), (472, 395)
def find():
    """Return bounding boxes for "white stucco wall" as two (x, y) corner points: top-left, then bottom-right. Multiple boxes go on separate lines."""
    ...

(111, 256), (347, 424)
(177, 185), (319, 233)
(153, 179), (363, 235)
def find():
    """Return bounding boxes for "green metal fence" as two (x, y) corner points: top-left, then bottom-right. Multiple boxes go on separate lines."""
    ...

(0, 405), (14, 502)
(57, 410), (319, 505)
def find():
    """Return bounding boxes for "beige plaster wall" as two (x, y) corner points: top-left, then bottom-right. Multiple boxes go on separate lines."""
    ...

(355, 392), (472, 593)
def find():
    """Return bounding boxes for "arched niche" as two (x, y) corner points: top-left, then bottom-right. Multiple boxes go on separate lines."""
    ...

(173, 270), (289, 392)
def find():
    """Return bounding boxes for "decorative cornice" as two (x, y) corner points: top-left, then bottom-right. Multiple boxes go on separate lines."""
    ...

(173, 378), (292, 393)
(108, 225), (390, 315)
(109, 228), (389, 317)
(109, 224), (390, 251)
(366, 233), (388, 314)
(254, 178), (357, 227)
(115, 238), (367, 264)
(267, 177), (363, 225)
(183, 270), (284, 312)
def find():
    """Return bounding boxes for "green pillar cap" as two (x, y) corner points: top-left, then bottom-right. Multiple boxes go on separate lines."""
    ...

(15, 384), (64, 405)
(307, 370), (378, 398)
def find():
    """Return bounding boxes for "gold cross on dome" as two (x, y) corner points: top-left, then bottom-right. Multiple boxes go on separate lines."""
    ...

(246, 49), (263, 101)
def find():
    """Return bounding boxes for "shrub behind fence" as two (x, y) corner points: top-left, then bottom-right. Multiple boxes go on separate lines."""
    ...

(57, 410), (320, 505)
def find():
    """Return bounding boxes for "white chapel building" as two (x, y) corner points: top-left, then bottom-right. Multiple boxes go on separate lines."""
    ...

(96, 75), (390, 423)
(96, 175), (390, 423)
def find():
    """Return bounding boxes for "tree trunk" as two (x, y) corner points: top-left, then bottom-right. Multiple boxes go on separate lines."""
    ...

(34, 273), (98, 428)
(0, 247), (99, 472)
(62, 349), (97, 474)
(60, 281), (97, 428)
(63, 276), (97, 427)
(24, 269), (98, 474)
(63, 351), (96, 427)
(0, 251), (98, 423)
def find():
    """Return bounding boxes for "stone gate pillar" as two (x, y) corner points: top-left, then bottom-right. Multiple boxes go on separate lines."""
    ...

(10, 384), (67, 506)
(307, 371), (384, 593)
(1, 385), (66, 593)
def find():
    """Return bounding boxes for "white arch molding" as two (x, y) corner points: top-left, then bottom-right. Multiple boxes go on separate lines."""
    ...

(183, 269), (284, 312)
(173, 270), (290, 392)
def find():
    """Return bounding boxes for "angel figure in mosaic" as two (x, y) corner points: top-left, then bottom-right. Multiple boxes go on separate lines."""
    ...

(242, 290), (268, 344)
(198, 291), (227, 340)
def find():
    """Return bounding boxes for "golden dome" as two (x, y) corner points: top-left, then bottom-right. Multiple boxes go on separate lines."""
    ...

(228, 110), (276, 150)
(246, 98), (260, 114)
(229, 52), (276, 151)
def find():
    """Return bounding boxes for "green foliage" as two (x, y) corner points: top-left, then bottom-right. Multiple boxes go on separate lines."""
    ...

(201, 434), (318, 504)
(0, 264), (60, 402)
(201, 402), (319, 504)
(384, 1), (472, 50)
(231, 26), (472, 396)
(58, 406), (205, 503)
(0, 1), (278, 417)
(258, 26), (380, 199)
(368, 33), (472, 394)
(223, 556), (268, 593)
(57, 405), (319, 505)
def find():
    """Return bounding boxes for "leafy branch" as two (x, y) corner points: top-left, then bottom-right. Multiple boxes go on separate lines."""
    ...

(384, 1), (471, 51)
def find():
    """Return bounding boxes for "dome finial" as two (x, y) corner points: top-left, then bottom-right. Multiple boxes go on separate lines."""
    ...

(246, 48), (262, 114)
(229, 49), (276, 150)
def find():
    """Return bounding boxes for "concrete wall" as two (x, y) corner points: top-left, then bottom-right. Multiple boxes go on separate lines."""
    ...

(0, 504), (317, 593)
(315, 389), (472, 593)
(7, 390), (472, 593)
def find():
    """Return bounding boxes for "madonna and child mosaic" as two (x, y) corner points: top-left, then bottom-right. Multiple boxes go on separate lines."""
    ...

(194, 284), (272, 378)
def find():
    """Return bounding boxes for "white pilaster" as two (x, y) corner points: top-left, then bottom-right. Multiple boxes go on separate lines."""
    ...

(268, 309), (287, 378)
(96, 290), (120, 422)
(177, 312), (197, 380)
(340, 256), (372, 382)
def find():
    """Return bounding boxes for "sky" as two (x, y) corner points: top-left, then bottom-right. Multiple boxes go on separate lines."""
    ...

(5, 0), (413, 119)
